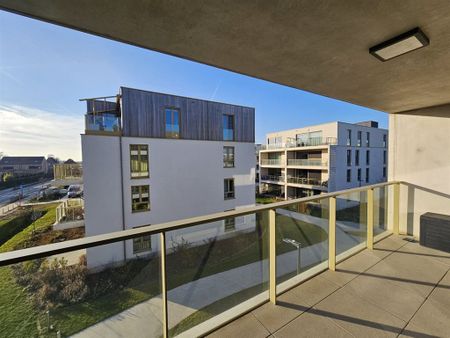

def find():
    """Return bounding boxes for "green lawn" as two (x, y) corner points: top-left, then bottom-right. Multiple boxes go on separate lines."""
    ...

(0, 211), (33, 246)
(0, 208), (328, 337)
(255, 196), (278, 204)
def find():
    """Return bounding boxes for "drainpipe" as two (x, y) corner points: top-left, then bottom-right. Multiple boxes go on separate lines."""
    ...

(118, 95), (126, 262)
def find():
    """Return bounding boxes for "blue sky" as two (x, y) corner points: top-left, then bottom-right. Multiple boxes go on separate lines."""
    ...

(0, 11), (387, 161)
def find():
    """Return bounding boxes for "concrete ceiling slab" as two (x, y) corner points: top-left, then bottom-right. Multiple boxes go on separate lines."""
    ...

(1, 0), (450, 113)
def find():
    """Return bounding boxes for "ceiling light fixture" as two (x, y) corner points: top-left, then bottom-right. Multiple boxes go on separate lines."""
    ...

(369, 27), (429, 62)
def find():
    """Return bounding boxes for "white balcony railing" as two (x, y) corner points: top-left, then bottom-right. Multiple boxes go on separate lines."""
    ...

(261, 137), (337, 150)
(0, 181), (402, 338)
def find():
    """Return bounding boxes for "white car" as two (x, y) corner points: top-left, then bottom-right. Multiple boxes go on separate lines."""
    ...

(67, 185), (82, 198)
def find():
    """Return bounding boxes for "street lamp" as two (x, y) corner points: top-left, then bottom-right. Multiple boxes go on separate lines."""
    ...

(283, 238), (302, 275)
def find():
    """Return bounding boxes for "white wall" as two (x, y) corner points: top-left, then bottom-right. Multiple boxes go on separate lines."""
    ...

(82, 135), (125, 269)
(389, 107), (450, 237)
(83, 135), (256, 268)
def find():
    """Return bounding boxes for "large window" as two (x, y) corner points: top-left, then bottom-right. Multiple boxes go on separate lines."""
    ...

(133, 226), (152, 254)
(165, 108), (180, 138)
(366, 150), (370, 165)
(357, 168), (361, 182)
(223, 146), (235, 168)
(130, 144), (149, 178)
(224, 178), (235, 199)
(383, 150), (387, 165)
(366, 132), (370, 147)
(347, 149), (352, 166)
(383, 134), (387, 148)
(346, 169), (351, 182)
(357, 131), (362, 147)
(383, 166), (386, 178)
(366, 168), (370, 183)
(347, 129), (352, 146)
(223, 114), (234, 141)
(131, 185), (150, 212)
(355, 149), (360, 166)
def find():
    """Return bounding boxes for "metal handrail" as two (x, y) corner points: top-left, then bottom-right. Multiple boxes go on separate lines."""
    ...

(0, 181), (397, 267)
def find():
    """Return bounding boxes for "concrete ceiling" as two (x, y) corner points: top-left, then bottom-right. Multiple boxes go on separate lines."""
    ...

(1, 0), (450, 113)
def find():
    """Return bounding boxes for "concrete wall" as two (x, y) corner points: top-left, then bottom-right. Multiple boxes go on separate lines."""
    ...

(389, 106), (450, 237)
(82, 134), (256, 268)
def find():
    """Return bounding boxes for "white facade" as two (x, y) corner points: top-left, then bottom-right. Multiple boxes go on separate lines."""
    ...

(259, 121), (388, 199)
(82, 135), (256, 269)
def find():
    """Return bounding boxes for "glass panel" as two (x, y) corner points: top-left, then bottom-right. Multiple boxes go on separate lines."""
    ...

(0, 237), (162, 337)
(166, 212), (268, 336)
(276, 199), (329, 284)
(335, 191), (367, 255)
(374, 186), (389, 235)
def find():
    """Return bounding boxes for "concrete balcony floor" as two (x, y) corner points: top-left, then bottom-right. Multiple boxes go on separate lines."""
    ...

(208, 235), (450, 338)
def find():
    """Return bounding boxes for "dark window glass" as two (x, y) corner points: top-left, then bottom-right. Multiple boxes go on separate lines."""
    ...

(165, 108), (180, 138)
(223, 146), (235, 167)
(357, 168), (361, 181)
(223, 115), (234, 141)
(355, 150), (360, 166)
(347, 129), (352, 146)
(357, 131), (362, 147)
(347, 169), (351, 182)
(224, 178), (235, 199)
(366, 168), (370, 182)
(131, 185), (150, 212)
(366, 150), (370, 165)
(347, 149), (352, 166)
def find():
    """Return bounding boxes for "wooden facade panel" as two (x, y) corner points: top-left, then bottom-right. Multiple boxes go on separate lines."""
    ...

(121, 87), (255, 143)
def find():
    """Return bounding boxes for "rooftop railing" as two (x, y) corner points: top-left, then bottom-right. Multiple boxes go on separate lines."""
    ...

(85, 113), (121, 134)
(260, 137), (337, 150)
(0, 182), (400, 338)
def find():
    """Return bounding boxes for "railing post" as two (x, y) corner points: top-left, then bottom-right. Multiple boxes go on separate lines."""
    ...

(160, 232), (169, 338)
(367, 188), (374, 250)
(328, 197), (336, 271)
(393, 183), (400, 235)
(269, 208), (277, 304)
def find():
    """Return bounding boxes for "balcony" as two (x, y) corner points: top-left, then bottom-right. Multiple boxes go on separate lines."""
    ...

(260, 159), (284, 166)
(261, 137), (337, 151)
(2, 181), (444, 337)
(287, 159), (328, 167)
(287, 176), (328, 189)
(261, 175), (285, 183)
(85, 113), (121, 135)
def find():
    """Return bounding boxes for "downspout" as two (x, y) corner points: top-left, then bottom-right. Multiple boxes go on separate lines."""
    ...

(118, 94), (127, 261)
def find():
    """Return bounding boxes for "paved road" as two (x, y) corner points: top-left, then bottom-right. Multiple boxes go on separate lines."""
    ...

(0, 180), (52, 207)
(73, 211), (364, 338)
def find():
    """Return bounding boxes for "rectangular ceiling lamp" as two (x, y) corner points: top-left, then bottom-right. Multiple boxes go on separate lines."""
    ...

(369, 27), (429, 61)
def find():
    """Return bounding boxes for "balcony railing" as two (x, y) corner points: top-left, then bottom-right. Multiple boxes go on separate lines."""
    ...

(0, 182), (401, 338)
(287, 159), (328, 167)
(55, 198), (84, 225)
(260, 159), (284, 166)
(85, 113), (121, 133)
(261, 175), (285, 182)
(286, 176), (328, 187)
(53, 163), (83, 180)
(261, 137), (337, 150)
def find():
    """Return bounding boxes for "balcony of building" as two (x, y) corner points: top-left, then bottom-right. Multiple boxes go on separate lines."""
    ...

(260, 158), (285, 167)
(286, 176), (328, 191)
(286, 159), (328, 169)
(261, 137), (337, 151)
(83, 96), (122, 135)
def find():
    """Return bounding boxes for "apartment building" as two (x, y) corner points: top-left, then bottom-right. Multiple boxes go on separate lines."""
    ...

(259, 121), (388, 199)
(81, 87), (256, 268)
(0, 156), (48, 176)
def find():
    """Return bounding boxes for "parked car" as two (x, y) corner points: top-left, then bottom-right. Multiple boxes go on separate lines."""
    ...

(67, 185), (82, 198)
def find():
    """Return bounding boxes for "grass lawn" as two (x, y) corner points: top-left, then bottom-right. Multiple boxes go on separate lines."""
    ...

(0, 210), (33, 246)
(255, 196), (278, 204)
(0, 207), (328, 337)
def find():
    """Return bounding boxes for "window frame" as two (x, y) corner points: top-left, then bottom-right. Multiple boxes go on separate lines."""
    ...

(366, 132), (370, 147)
(347, 149), (352, 166)
(223, 146), (235, 168)
(165, 107), (181, 139)
(224, 178), (235, 199)
(130, 144), (149, 179)
(366, 150), (370, 165)
(223, 114), (235, 141)
(132, 225), (152, 254)
(357, 131), (362, 147)
(346, 169), (351, 182)
(131, 185), (150, 213)
(346, 129), (352, 146)
(224, 217), (236, 232)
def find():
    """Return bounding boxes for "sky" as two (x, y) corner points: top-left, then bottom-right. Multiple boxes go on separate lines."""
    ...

(0, 11), (387, 161)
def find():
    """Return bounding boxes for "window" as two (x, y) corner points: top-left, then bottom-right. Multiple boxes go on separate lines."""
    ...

(383, 166), (386, 178)
(165, 108), (180, 138)
(383, 150), (387, 165)
(133, 226), (151, 254)
(224, 217), (235, 232)
(366, 168), (370, 182)
(357, 131), (362, 147)
(383, 134), (387, 148)
(347, 149), (352, 166)
(130, 144), (149, 178)
(223, 146), (235, 167)
(224, 178), (235, 199)
(366, 132), (370, 147)
(346, 169), (351, 182)
(346, 129), (352, 146)
(223, 114), (234, 141)
(366, 150), (370, 165)
(357, 168), (361, 182)
(355, 150), (360, 166)
(131, 185), (150, 212)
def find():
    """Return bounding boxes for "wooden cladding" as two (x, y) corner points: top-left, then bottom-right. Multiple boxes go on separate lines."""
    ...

(120, 87), (255, 142)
